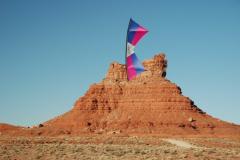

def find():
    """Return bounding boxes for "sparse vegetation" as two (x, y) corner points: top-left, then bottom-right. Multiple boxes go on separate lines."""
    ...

(0, 136), (239, 160)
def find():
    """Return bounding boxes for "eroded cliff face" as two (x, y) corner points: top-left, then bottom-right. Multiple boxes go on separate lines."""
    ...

(103, 54), (167, 83)
(40, 53), (240, 136)
(2, 53), (240, 136)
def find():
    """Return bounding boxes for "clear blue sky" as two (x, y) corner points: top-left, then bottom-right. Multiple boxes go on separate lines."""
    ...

(0, 0), (240, 126)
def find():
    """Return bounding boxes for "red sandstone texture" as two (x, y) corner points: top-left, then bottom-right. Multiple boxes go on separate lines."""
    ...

(1, 53), (240, 137)
(0, 123), (24, 135)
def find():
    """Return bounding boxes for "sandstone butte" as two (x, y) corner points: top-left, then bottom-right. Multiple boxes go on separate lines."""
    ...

(1, 53), (240, 137)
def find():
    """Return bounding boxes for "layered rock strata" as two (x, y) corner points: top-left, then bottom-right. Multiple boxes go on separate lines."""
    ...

(1, 53), (240, 136)
(41, 54), (240, 136)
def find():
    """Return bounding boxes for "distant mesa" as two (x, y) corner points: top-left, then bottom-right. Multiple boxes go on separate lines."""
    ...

(1, 53), (240, 137)
(0, 123), (23, 135)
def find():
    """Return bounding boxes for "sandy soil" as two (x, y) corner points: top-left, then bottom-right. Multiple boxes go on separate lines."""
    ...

(163, 139), (198, 149)
(0, 135), (240, 160)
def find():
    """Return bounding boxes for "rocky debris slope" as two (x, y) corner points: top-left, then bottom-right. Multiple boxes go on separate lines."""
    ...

(1, 53), (240, 137)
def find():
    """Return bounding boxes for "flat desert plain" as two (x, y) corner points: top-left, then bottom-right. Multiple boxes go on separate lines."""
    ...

(0, 135), (240, 160)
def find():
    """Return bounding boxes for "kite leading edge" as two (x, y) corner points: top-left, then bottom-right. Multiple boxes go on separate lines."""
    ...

(126, 18), (148, 80)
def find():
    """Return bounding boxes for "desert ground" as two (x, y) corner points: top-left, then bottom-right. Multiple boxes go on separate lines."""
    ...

(0, 135), (240, 160)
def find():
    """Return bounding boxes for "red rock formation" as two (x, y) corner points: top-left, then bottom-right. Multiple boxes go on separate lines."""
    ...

(0, 123), (24, 135)
(0, 123), (20, 131)
(40, 53), (240, 136)
(1, 53), (240, 137)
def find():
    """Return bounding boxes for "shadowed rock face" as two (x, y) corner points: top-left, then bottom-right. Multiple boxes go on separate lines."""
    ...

(1, 53), (240, 136)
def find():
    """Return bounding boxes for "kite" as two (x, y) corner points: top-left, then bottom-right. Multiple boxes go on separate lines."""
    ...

(126, 18), (148, 80)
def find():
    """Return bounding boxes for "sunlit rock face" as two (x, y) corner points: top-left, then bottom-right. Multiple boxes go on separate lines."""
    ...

(39, 53), (240, 136)
(2, 53), (240, 137)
